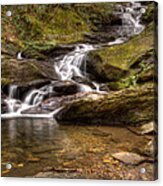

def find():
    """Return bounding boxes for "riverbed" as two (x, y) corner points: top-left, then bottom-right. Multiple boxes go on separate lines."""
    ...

(1, 118), (155, 180)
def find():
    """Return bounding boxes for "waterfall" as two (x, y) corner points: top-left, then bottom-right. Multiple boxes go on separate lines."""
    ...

(2, 2), (147, 118)
(54, 44), (94, 81)
(24, 89), (45, 105)
(9, 85), (18, 99)
(119, 2), (146, 37)
(5, 85), (18, 113)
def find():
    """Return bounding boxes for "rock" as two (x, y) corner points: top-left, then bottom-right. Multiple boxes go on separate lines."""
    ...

(57, 83), (155, 125)
(52, 81), (79, 95)
(128, 121), (157, 135)
(22, 92), (86, 115)
(1, 59), (57, 86)
(112, 151), (146, 165)
(3, 80), (51, 101)
(143, 139), (156, 157)
(87, 53), (127, 81)
(24, 43), (76, 60)
(139, 121), (157, 135)
(137, 64), (155, 83)
(84, 32), (116, 44)
(44, 44), (75, 59)
(87, 25), (154, 81)
(1, 92), (8, 113)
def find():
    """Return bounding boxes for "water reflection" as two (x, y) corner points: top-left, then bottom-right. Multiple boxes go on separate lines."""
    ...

(8, 119), (17, 144)
(2, 118), (67, 146)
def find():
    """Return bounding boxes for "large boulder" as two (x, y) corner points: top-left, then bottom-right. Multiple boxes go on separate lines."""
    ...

(1, 59), (57, 86)
(57, 83), (155, 125)
(87, 25), (154, 81)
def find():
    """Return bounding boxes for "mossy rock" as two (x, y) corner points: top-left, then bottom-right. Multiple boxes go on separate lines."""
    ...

(87, 24), (154, 81)
(57, 83), (155, 126)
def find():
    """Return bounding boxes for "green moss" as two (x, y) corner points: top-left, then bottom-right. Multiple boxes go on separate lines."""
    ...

(87, 23), (154, 81)
(96, 26), (154, 71)
(1, 3), (118, 58)
(142, 2), (157, 24)
(1, 4), (91, 52)
(1, 78), (12, 85)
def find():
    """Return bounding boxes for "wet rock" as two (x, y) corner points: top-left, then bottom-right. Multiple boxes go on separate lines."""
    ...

(52, 81), (79, 95)
(24, 43), (75, 60)
(1, 92), (8, 113)
(44, 44), (75, 59)
(22, 92), (86, 115)
(1, 100), (8, 113)
(21, 106), (50, 115)
(92, 129), (112, 137)
(112, 151), (146, 165)
(10, 79), (51, 100)
(32, 145), (63, 154)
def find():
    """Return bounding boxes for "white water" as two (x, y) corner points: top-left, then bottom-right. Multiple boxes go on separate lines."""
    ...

(118, 2), (146, 37)
(2, 2), (146, 119)
(3, 85), (63, 119)
(54, 44), (94, 81)
(4, 85), (18, 113)
(17, 52), (23, 60)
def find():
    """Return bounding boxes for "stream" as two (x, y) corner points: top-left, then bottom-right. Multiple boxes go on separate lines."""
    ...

(1, 2), (156, 180)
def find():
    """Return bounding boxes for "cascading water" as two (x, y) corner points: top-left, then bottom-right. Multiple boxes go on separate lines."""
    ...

(54, 44), (94, 81)
(5, 85), (18, 113)
(2, 2), (146, 118)
(115, 2), (146, 38)
(53, 44), (99, 93)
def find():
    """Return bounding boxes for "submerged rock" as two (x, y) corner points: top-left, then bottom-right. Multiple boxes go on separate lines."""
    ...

(111, 151), (146, 165)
